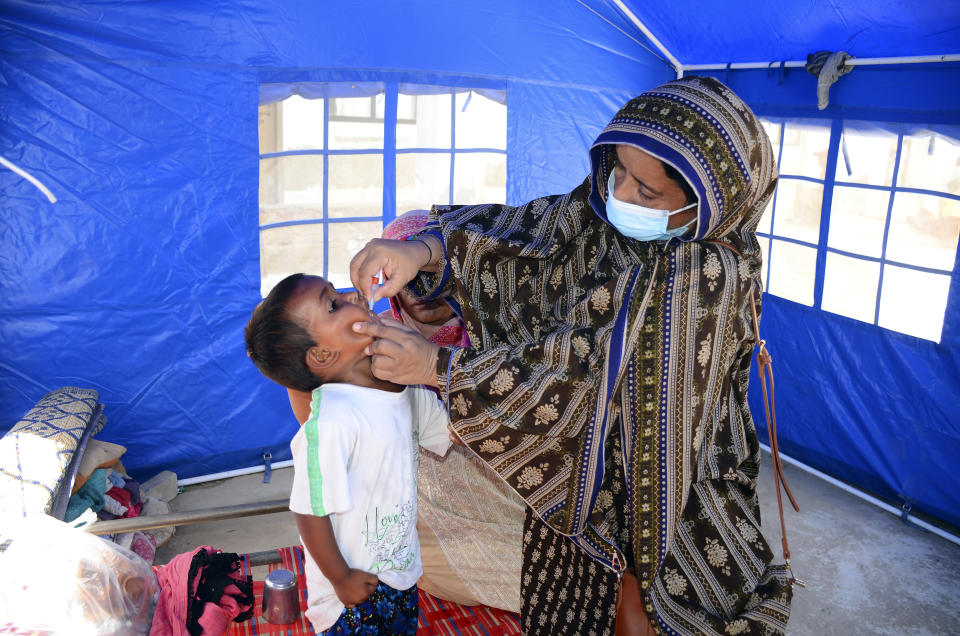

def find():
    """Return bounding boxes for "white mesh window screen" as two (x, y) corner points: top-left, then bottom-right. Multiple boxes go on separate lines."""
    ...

(767, 240), (817, 306)
(779, 120), (831, 179)
(396, 93), (451, 149)
(327, 155), (383, 219)
(455, 91), (507, 150)
(258, 84), (506, 298)
(878, 266), (952, 340)
(827, 186), (889, 258)
(761, 117), (960, 342)
(822, 252), (881, 324)
(759, 119), (830, 305)
(453, 153), (507, 205)
(396, 153), (450, 214)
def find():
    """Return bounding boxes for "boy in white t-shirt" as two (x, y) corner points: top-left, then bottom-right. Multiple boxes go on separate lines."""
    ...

(245, 273), (452, 634)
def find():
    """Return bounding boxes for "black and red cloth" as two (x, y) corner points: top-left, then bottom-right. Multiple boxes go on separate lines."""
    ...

(150, 545), (254, 636)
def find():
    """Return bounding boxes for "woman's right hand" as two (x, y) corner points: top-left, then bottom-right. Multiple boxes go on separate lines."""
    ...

(349, 238), (432, 306)
(332, 568), (379, 608)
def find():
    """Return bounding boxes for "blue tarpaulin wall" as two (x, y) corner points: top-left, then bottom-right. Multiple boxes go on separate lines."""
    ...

(705, 64), (960, 531)
(2, 1), (959, 529)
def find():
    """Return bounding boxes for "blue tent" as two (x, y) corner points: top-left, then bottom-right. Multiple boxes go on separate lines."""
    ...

(2, 1), (959, 530)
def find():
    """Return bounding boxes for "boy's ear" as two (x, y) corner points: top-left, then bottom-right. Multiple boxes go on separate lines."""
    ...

(306, 344), (339, 374)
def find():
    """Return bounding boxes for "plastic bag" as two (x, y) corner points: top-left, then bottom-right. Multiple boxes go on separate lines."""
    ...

(0, 515), (158, 635)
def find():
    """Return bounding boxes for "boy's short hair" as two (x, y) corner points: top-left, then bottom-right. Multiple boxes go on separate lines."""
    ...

(245, 273), (323, 392)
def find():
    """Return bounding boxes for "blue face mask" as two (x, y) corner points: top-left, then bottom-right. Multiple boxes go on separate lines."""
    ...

(605, 171), (696, 241)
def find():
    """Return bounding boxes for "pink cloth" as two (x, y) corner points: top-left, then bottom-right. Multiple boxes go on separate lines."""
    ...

(150, 546), (253, 636)
(381, 211), (431, 242)
(151, 546), (199, 636)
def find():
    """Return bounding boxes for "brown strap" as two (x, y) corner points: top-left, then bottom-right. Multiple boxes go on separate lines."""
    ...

(707, 241), (801, 584)
(749, 291), (799, 535)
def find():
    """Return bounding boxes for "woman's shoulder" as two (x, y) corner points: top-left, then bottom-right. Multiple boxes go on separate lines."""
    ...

(680, 239), (759, 296)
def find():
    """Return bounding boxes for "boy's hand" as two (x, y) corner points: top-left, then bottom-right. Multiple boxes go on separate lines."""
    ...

(449, 425), (466, 447)
(293, 513), (377, 610)
(332, 568), (379, 608)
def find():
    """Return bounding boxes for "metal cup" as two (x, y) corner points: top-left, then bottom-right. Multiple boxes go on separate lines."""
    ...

(262, 568), (300, 624)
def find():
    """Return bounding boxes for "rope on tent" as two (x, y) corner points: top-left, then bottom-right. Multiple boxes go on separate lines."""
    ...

(0, 154), (57, 203)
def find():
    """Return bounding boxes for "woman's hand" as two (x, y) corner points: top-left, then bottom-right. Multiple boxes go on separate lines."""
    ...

(349, 238), (434, 306)
(353, 318), (440, 387)
(331, 568), (379, 608)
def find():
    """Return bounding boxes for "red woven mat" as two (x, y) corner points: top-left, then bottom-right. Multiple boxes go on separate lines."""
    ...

(417, 590), (521, 635)
(228, 546), (313, 636)
(227, 546), (521, 636)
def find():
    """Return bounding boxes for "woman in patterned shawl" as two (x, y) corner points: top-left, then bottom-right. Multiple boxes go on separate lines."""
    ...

(351, 76), (794, 635)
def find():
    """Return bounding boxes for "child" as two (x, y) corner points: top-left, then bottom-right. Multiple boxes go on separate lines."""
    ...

(244, 273), (451, 635)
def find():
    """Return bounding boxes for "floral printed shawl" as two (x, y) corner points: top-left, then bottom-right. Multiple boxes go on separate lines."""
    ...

(416, 76), (792, 634)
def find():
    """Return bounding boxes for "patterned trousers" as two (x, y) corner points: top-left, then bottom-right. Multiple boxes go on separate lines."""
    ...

(321, 581), (418, 635)
(521, 508), (619, 635)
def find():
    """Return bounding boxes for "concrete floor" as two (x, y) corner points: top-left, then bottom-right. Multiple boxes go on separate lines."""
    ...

(154, 454), (960, 635)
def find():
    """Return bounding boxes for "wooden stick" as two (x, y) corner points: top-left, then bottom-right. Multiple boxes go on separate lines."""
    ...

(80, 498), (290, 535)
(246, 549), (285, 566)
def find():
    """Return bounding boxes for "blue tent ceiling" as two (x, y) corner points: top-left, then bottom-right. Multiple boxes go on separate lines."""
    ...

(617, 0), (960, 64)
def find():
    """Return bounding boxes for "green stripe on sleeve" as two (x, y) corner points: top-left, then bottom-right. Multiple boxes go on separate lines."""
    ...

(305, 389), (326, 516)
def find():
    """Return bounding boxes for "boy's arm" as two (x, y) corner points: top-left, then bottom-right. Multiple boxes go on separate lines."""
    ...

(415, 389), (454, 456)
(294, 512), (378, 608)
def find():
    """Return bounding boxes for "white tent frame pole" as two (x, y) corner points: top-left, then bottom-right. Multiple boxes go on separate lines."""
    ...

(607, 4), (958, 78)
(760, 443), (960, 547)
(609, 0), (683, 75)
(681, 53), (960, 73)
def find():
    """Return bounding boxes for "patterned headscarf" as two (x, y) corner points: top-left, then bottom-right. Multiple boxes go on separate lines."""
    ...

(417, 77), (789, 633)
(589, 77), (777, 247)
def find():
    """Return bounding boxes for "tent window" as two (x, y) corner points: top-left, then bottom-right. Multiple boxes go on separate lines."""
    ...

(757, 119), (829, 306)
(257, 85), (507, 298)
(760, 117), (960, 342)
(258, 92), (385, 295)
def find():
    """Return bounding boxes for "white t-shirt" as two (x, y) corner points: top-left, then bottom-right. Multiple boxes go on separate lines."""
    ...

(288, 383), (451, 632)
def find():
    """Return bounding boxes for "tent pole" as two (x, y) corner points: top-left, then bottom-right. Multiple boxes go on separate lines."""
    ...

(0, 155), (57, 203)
(843, 53), (960, 66)
(681, 53), (960, 73)
(608, 0), (683, 76)
(177, 459), (295, 486)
